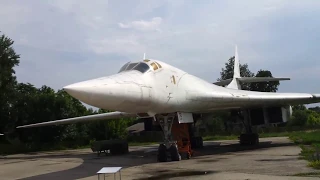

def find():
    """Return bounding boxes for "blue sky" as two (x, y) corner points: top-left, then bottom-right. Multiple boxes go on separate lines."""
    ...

(1, 0), (320, 108)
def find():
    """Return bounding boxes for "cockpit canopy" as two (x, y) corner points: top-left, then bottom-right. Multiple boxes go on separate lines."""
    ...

(118, 61), (150, 73)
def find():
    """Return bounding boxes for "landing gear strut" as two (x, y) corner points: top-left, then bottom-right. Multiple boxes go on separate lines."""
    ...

(238, 109), (259, 145)
(156, 114), (181, 162)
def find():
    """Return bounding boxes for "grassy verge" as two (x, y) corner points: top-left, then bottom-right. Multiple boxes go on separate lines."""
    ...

(288, 131), (320, 170)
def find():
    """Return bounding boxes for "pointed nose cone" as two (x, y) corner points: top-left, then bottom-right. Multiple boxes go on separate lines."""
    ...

(63, 83), (89, 97)
(62, 75), (144, 110)
(63, 82), (91, 101)
(63, 79), (119, 106)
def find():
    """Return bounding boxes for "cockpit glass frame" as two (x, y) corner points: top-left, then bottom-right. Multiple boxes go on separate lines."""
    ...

(132, 62), (150, 73)
(118, 61), (151, 73)
(150, 62), (159, 70)
(125, 62), (138, 71)
(118, 62), (130, 72)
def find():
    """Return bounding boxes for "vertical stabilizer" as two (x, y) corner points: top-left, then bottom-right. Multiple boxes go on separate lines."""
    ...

(234, 45), (240, 78)
(226, 45), (242, 89)
(214, 45), (291, 87)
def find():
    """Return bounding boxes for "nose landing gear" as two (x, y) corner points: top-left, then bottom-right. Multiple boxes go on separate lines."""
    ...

(156, 113), (193, 162)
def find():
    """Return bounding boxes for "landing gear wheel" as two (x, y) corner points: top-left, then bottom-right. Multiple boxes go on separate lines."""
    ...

(157, 144), (167, 162)
(239, 133), (259, 145)
(198, 137), (203, 148)
(169, 144), (181, 161)
(191, 136), (204, 149)
(185, 152), (191, 159)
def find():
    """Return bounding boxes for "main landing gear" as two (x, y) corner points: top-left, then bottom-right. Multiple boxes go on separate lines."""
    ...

(236, 109), (259, 145)
(156, 114), (182, 162)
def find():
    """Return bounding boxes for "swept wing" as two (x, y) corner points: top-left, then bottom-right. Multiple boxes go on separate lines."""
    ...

(16, 111), (136, 128)
(187, 88), (320, 111)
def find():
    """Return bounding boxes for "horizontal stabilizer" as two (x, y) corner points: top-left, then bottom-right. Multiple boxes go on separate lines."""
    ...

(213, 77), (290, 86)
(237, 77), (290, 83)
(16, 111), (136, 128)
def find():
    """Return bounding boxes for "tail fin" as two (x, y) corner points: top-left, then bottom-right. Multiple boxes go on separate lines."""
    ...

(226, 45), (242, 89)
(215, 45), (291, 90)
(233, 45), (240, 78)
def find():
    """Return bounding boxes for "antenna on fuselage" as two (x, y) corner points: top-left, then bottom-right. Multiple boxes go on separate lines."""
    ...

(143, 53), (146, 59)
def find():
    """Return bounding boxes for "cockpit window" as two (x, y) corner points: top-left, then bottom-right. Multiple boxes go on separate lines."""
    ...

(118, 62), (130, 72)
(132, 62), (150, 73)
(150, 62), (159, 70)
(125, 62), (138, 71)
(118, 62), (150, 73)
(155, 62), (162, 68)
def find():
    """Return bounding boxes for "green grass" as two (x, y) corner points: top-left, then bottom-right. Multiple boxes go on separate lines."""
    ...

(202, 135), (238, 141)
(286, 130), (320, 173)
(308, 160), (320, 169)
(259, 131), (292, 138)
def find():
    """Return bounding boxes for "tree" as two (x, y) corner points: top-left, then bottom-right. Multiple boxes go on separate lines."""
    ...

(0, 32), (20, 132)
(309, 106), (320, 113)
(250, 70), (280, 92)
(87, 109), (135, 141)
(287, 110), (308, 126)
(292, 104), (307, 111)
(218, 56), (255, 90)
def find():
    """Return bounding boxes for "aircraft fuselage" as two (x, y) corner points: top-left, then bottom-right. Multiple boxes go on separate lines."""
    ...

(63, 59), (319, 116)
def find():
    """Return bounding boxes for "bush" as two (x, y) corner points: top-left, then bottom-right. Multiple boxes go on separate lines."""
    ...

(287, 110), (308, 126)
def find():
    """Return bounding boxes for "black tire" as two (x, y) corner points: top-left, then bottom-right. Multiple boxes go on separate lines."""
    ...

(191, 137), (198, 149)
(191, 136), (203, 149)
(239, 133), (259, 146)
(169, 144), (181, 161)
(157, 144), (167, 162)
(198, 137), (203, 148)
(110, 141), (129, 155)
(253, 133), (259, 145)
(239, 134), (249, 145)
(186, 152), (191, 159)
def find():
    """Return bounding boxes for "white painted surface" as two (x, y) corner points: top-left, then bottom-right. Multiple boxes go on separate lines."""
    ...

(97, 167), (122, 174)
(177, 112), (194, 123)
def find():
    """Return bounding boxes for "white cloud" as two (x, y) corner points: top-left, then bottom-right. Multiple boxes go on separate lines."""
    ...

(87, 35), (145, 55)
(118, 17), (163, 32)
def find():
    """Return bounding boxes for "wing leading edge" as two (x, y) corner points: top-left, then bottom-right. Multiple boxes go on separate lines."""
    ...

(16, 111), (137, 128)
(189, 89), (320, 108)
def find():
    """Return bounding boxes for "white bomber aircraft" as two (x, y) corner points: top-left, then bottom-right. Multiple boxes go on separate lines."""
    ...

(17, 46), (320, 161)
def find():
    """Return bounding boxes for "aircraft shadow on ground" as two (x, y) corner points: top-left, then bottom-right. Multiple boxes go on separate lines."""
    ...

(0, 139), (296, 180)
(194, 140), (295, 157)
